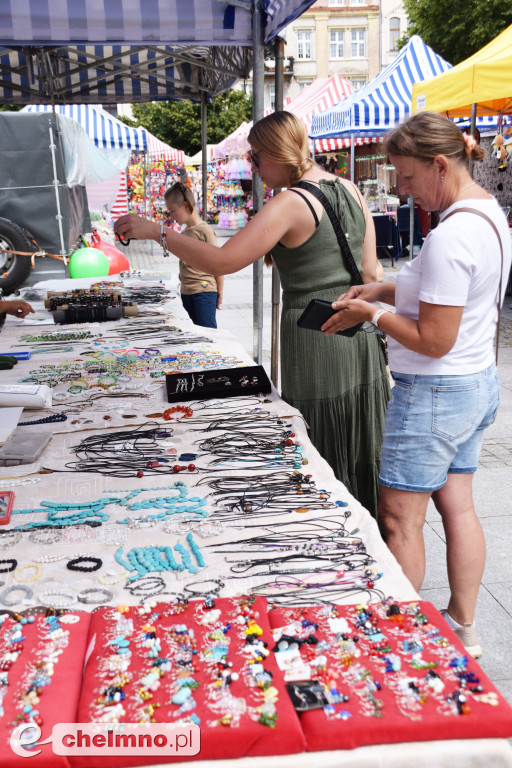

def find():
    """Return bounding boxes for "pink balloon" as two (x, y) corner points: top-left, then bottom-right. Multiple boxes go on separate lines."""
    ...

(92, 239), (130, 275)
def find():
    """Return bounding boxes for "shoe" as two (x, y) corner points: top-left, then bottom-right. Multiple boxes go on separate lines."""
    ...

(440, 610), (483, 659)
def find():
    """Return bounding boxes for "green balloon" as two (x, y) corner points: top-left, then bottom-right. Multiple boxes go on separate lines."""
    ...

(69, 247), (109, 279)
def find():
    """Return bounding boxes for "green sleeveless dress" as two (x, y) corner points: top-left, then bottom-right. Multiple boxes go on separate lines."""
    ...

(272, 179), (390, 517)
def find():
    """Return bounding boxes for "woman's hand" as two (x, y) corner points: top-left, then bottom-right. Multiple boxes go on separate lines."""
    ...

(114, 214), (159, 243)
(321, 298), (375, 335)
(335, 282), (384, 303)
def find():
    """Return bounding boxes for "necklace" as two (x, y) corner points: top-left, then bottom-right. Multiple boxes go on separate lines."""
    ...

(461, 181), (477, 192)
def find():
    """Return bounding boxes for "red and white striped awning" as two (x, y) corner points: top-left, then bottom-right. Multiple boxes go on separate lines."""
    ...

(110, 172), (128, 220)
(142, 129), (185, 163)
(285, 75), (376, 151)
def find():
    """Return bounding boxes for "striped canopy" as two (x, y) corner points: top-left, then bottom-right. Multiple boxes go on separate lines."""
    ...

(311, 36), (451, 140)
(0, 0), (316, 105)
(285, 75), (375, 151)
(143, 130), (185, 163)
(22, 104), (147, 151)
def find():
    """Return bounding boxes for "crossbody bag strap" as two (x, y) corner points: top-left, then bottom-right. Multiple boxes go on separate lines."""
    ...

(294, 180), (364, 286)
(442, 206), (504, 364)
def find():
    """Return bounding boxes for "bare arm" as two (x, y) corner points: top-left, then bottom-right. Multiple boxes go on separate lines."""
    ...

(323, 298), (463, 359)
(0, 299), (34, 318)
(216, 275), (224, 309)
(115, 194), (297, 276)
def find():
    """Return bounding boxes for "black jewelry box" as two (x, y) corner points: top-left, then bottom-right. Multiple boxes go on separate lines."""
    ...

(165, 364), (271, 402)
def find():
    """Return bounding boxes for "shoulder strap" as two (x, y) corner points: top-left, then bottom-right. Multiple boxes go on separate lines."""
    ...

(288, 188), (320, 228)
(294, 180), (363, 286)
(442, 206), (504, 364)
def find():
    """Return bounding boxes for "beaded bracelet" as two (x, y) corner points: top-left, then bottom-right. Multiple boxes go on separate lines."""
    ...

(38, 589), (78, 608)
(67, 556), (102, 572)
(77, 587), (114, 605)
(183, 578), (225, 597)
(0, 559), (18, 573)
(0, 584), (34, 606)
(29, 530), (62, 545)
(0, 530), (22, 548)
(14, 563), (42, 583)
(98, 570), (127, 586)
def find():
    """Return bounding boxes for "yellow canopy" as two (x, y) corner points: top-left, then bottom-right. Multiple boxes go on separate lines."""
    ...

(412, 24), (512, 117)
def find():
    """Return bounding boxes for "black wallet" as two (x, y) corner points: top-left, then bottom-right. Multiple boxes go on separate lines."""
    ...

(297, 299), (363, 337)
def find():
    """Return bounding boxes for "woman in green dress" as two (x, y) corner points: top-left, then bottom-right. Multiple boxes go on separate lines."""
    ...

(114, 111), (390, 516)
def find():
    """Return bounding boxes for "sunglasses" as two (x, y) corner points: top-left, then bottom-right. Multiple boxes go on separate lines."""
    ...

(250, 150), (260, 168)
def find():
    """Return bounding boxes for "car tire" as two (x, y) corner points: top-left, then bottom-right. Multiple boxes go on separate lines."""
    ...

(0, 217), (34, 295)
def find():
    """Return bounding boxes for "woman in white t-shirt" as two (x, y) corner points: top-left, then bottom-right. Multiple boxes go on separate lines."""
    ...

(322, 111), (512, 660)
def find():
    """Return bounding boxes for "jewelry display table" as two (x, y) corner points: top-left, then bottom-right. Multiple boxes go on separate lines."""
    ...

(0, 276), (511, 768)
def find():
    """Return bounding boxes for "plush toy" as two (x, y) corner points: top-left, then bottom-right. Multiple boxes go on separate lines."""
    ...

(492, 133), (508, 171)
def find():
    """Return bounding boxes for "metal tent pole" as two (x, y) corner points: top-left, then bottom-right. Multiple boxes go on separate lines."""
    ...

(252, 0), (265, 364)
(201, 92), (208, 221)
(270, 36), (285, 387)
(350, 134), (355, 182)
(468, 102), (477, 178)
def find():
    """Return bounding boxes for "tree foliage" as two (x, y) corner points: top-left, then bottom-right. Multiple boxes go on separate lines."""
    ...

(129, 89), (252, 156)
(400, 0), (512, 64)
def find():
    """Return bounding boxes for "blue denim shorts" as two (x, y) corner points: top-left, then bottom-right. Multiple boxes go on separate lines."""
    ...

(379, 364), (500, 492)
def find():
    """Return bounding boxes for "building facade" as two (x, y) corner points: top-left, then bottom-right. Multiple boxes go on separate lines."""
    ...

(239, 0), (408, 112)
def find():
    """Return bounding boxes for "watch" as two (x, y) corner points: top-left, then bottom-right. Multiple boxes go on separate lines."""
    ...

(370, 308), (389, 328)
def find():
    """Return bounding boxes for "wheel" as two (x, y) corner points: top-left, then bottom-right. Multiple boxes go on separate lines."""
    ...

(0, 217), (34, 295)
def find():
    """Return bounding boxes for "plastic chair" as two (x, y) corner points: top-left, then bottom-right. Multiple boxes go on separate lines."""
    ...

(397, 205), (424, 257)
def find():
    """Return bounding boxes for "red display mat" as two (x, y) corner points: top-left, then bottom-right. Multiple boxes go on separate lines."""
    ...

(73, 596), (305, 767)
(0, 610), (91, 768)
(269, 600), (512, 751)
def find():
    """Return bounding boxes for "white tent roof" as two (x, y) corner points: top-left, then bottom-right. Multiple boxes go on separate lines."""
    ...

(143, 130), (185, 163)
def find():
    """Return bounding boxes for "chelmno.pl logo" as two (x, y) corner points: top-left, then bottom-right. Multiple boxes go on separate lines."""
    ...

(10, 722), (200, 757)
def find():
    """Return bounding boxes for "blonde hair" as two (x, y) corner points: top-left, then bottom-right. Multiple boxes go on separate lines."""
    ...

(385, 111), (486, 165)
(164, 181), (195, 211)
(248, 111), (314, 185)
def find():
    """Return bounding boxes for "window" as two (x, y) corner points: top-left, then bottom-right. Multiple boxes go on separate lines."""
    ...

(299, 80), (313, 91)
(329, 0), (345, 5)
(351, 28), (366, 58)
(349, 0), (365, 5)
(297, 30), (312, 60)
(389, 17), (400, 51)
(350, 78), (367, 90)
(269, 83), (275, 110)
(329, 29), (344, 59)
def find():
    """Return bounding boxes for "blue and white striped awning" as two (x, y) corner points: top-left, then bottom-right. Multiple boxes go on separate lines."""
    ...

(311, 36), (451, 140)
(22, 104), (147, 151)
(0, 0), (316, 105)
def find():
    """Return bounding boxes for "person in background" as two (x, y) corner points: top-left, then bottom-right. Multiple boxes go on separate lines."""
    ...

(164, 182), (223, 329)
(322, 112), (512, 658)
(115, 112), (390, 516)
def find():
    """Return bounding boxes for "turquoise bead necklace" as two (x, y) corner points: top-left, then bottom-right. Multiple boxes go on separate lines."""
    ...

(115, 533), (205, 580)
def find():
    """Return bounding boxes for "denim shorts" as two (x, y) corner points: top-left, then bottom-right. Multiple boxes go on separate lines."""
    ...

(379, 364), (500, 493)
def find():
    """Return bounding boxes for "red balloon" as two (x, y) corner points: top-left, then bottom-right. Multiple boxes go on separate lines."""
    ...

(92, 239), (130, 275)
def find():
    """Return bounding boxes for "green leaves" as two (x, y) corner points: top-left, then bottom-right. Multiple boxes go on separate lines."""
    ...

(129, 90), (252, 156)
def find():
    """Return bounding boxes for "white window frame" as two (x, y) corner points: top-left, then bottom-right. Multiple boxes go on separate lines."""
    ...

(351, 28), (366, 58)
(349, 0), (365, 5)
(349, 78), (367, 90)
(297, 30), (312, 60)
(269, 83), (275, 110)
(329, 29), (344, 59)
(298, 79), (313, 91)
(328, 0), (345, 5)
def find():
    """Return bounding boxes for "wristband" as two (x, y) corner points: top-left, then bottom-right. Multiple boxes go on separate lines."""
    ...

(370, 308), (389, 328)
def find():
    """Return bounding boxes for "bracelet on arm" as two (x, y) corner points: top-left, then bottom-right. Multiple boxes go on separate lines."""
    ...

(370, 308), (389, 329)
(160, 224), (171, 258)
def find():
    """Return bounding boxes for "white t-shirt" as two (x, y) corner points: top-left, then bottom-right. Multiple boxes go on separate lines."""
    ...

(387, 198), (512, 375)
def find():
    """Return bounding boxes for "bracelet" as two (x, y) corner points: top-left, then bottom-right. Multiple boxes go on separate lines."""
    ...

(77, 587), (114, 605)
(98, 570), (127, 585)
(370, 308), (389, 328)
(38, 589), (77, 608)
(0, 559), (18, 573)
(160, 224), (171, 258)
(0, 584), (34, 606)
(14, 563), (42, 583)
(67, 556), (102, 572)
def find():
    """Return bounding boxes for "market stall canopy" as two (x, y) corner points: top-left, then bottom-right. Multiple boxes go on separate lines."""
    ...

(142, 130), (185, 164)
(0, 0), (315, 105)
(310, 35), (451, 140)
(21, 104), (147, 151)
(412, 24), (512, 117)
